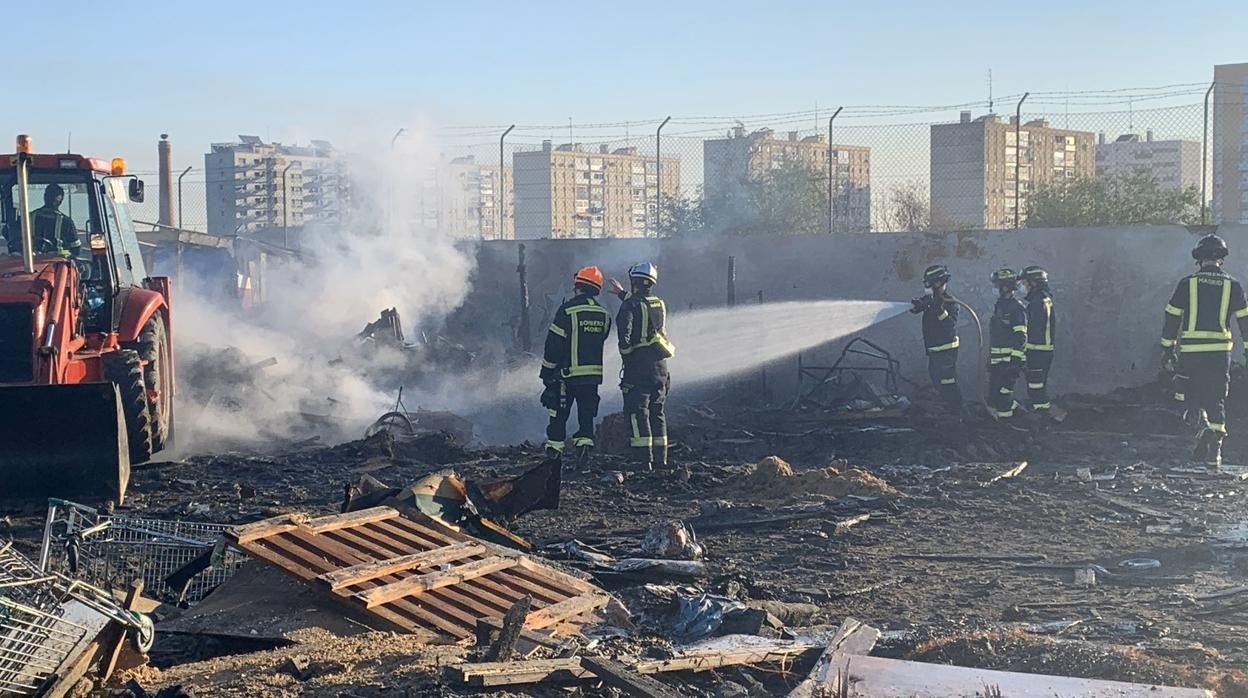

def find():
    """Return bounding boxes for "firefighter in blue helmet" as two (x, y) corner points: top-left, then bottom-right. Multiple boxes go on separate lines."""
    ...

(609, 262), (674, 471)
(987, 268), (1027, 422)
(1161, 234), (1248, 469)
(910, 264), (963, 412)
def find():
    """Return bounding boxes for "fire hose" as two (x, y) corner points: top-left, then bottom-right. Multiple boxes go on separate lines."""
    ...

(945, 293), (988, 411)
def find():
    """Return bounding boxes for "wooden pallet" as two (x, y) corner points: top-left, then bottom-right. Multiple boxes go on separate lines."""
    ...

(227, 507), (610, 641)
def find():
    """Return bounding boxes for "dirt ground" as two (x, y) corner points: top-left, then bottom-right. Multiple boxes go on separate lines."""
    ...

(8, 381), (1248, 696)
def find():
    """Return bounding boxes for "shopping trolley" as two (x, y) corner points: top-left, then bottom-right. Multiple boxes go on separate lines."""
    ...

(39, 499), (247, 605)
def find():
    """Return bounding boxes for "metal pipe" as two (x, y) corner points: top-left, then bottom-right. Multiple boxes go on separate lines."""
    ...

(517, 243), (531, 352)
(387, 128), (406, 232)
(176, 166), (192, 229)
(281, 162), (295, 248)
(726, 255), (736, 307)
(1202, 81), (1215, 225)
(655, 116), (671, 237)
(499, 125), (515, 240)
(16, 153), (34, 274)
(827, 107), (843, 234)
(1013, 92), (1029, 229)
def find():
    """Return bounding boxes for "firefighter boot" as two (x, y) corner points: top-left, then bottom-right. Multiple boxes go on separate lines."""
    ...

(575, 444), (591, 470)
(653, 443), (668, 470)
(1206, 432), (1225, 472)
(1192, 427), (1212, 465)
(544, 445), (564, 463)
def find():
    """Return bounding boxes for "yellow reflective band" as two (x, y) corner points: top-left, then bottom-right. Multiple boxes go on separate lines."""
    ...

(994, 409), (1015, 418)
(565, 304), (608, 316)
(1181, 330), (1232, 340)
(541, 360), (556, 369)
(548, 323), (567, 338)
(1028, 382), (1045, 389)
(572, 436), (594, 447)
(1160, 338), (1176, 347)
(940, 378), (957, 385)
(652, 435), (668, 446)
(630, 436), (653, 447)
(1025, 343), (1053, 351)
(1012, 349), (1026, 358)
(999, 387), (1013, 395)
(545, 440), (565, 452)
(563, 365), (603, 377)
(1180, 342), (1234, 352)
(990, 347), (1014, 354)
(1237, 307), (1248, 319)
(936, 309), (949, 321)
(1221, 278), (1232, 332)
(1188, 277), (1199, 333)
(631, 414), (643, 440)
(1174, 393), (1186, 401)
(1210, 423), (1227, 433)
(1033, 403), (1052, 410)
(927, 339), (960, 352)
(1043, 297), (1053, 347)
(1165, 304), (1184, 316)
(547, 408), (558, 417)
(1012, 325), (1027, 333)
(990, 357), (1011, 364)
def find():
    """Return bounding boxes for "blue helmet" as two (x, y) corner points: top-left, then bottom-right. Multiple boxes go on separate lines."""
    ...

(628, 262), (659, 285)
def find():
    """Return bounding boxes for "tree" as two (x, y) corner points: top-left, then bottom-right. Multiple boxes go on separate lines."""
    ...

(1025, 170), (1201, 228)
(658, 191), (706, 237)
(876, 182), (930, 232)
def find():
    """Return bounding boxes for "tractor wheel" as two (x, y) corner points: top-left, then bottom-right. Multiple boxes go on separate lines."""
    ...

(130, 316), (173, 452)
(104, 349), (153, 463)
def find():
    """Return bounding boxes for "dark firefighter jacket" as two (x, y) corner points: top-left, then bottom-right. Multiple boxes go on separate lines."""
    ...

(617, 289), (675, 385)
(1024, 286), (1056, 352)
(1162, 267), (1248, 354)
(989, 295), (1027, 365)
(33, 206), (80, 257)
(541, 294), (612, 385)
(916, 295), (959, 354)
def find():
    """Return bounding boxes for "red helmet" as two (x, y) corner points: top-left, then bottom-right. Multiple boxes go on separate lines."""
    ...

(573, 265), (604, 291)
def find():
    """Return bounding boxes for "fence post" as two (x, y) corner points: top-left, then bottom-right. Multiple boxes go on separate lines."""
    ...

(499, 125), (515, 239)
(827, 107), (843, 234)
(655, 116), (671, 237)
(1202, 82), (1215, 225)
(1014, 92), (1029, 229)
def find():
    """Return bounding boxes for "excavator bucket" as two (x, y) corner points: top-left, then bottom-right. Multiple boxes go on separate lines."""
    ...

(0, 383), (131, 504)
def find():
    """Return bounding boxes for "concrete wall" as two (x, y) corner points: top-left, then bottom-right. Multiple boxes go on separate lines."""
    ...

(460, 224), (1248, 402)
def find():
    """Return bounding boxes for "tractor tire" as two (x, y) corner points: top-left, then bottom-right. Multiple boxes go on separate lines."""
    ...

(129, 316), (173, 452)
(104, 349), (153, 463)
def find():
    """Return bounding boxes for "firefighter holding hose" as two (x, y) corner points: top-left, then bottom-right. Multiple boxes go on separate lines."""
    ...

(911, 264), (964, 413)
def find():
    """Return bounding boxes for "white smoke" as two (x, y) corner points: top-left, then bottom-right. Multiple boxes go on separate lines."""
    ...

(168, 127), (482, 455)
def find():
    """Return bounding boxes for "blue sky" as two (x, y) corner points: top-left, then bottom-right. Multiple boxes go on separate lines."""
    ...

(7, 0), (1245, 172)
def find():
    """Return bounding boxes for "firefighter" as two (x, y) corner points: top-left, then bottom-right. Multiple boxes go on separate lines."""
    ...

(1161, 234), (1248, 468)
(540, 266), (612, 465)
(910, 264), (963, 411)
(1021, 265), (1056, 417)
(987, 268), (1027, 421)
(610, 262), (675, 471)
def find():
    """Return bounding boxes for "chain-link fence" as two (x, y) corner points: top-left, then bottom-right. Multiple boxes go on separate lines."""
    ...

(132, 83), (1233, 239)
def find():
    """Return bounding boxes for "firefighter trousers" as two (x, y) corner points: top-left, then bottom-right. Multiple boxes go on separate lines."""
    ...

(926, 348), (962, 409)
(1025, 349), (1054, 412)
(988, 359), (1022, 419)
(1173, 352), (1230, 436)
(544, 381), (601, 454)
(622, 374), (669, 467)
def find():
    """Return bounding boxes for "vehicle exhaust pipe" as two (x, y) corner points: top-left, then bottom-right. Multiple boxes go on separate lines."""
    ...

(15, 146), (35, 274)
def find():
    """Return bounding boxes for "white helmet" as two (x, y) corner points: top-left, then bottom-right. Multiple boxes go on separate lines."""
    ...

(628, 262), (658, 285)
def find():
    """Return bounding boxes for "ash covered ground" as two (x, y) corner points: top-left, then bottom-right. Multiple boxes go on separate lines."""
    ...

(7, 376), (1248, 697)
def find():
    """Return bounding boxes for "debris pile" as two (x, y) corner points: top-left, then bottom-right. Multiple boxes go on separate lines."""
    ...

(734, 455), (900, 501)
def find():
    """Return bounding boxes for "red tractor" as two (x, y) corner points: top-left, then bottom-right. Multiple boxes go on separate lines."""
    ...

(1, 135), (173, 503)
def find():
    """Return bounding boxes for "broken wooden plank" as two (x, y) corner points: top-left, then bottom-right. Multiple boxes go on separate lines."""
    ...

(484, 595), (532, 662)
(1195, 584), (1248, 601)
(581, 657), (681, 698)
(318, 541), (487, 590)
(896, 552), (1047, 563)
(1091, 491), (1180, 521)
(230, 514), (301, 544)
(356, 556), (518, 608)
(306, 506), (401, 534)
(983, 460), (1028, 486)
(632, 639), (817, 674)
(447, 658), (592, 686)
(523, 593), (610, 630)
(821, 654), (1213, 697)
(789, 617), (881, 698)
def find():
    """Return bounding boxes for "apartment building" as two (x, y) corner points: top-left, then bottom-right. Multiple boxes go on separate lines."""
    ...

(930, 113), (1094, 229)
(432, 156), (513, 239)
(1213, 62), (1248, 223)
(205, 136), (348, 237)
(703, 127), (871, 232)
(1095, 132), (1201, 191)
(512, 142), (679, 239)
